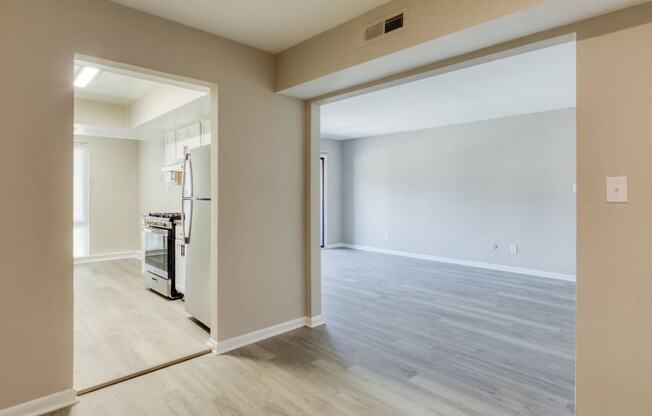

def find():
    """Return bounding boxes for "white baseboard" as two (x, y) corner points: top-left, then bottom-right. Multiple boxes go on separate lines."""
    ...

(74, 251), (141, 264)
(206, 338), (218, 354)
(215, 316), (324, 354)
(307, 314), (325, 328)
(324, 243), (344, 249)
(0, 389), (78, 416)
(341, 244), (576, 282)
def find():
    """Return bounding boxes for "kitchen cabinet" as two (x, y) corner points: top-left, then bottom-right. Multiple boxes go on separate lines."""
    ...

(164, 121), (207, 166)
(175, 236), (186, 295)
(187, 122), (201, 148)
(175, 126), (188, 162)
(164, 131), (176, 165)
(201, 119), (211, 145)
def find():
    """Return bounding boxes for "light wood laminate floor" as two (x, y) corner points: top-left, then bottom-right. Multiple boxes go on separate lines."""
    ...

(59, 249), (575, 415)
(74, 259), (210, 390)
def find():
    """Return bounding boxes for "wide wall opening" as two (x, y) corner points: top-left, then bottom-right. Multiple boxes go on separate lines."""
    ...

(316, 39), (577, 415)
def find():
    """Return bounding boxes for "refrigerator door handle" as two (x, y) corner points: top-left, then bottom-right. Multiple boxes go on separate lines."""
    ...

(182, 199), (193, 244)
(182, 152), (193, 198)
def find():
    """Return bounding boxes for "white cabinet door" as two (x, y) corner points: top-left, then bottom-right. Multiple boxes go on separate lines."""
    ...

(164, 131), (176, 165)
(187, 123), (201, 149)
(175, 127), (188, 162)
(175, 239), (186, 294)
(200, 119), (211, 145)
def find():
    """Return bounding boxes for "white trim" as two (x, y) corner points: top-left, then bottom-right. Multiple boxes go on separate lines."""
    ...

(215, 316), (322, 354)
(341, 244), (576, 282)
(324, 243), (344, 249)
(74, 251), (141, 264)
(307, 315), (325, 328)
(320, 153), (328, 248)
(206, 338), (218, 354)
(0, 389), (78, 416)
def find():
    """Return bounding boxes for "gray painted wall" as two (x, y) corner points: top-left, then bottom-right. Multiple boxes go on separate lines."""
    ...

(320, 139), (342, 245)
(340, 109), (576, 275)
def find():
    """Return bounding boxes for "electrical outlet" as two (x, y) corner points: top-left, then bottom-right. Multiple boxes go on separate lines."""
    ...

(510, 244), (519, 254)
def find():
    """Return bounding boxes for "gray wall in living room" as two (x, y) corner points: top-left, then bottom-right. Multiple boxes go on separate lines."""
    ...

(340, 109), (576, 276)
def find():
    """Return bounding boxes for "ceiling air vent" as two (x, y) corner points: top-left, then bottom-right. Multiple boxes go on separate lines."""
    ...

(384, 13), (404, 34)
(362, 10), (406, 44)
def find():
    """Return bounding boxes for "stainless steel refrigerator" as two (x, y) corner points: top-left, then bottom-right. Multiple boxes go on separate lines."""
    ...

(182, 145), (211, 327)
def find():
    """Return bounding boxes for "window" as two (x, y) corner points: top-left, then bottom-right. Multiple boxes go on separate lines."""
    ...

(74, 142), (89, 257)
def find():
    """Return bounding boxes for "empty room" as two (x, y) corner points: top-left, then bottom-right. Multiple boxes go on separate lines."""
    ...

(319, 41), (577, 415)
(2, 1), (652, 415)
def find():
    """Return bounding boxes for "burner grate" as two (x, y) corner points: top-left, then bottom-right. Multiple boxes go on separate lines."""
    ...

(148, 212), (182, 220)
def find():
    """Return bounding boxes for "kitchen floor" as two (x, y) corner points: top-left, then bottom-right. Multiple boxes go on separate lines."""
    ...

(57, 248), (574, 415)
(74, 258), (210, 391)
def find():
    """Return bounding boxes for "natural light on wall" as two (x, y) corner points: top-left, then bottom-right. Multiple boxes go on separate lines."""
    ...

(74, 142), (89, 257)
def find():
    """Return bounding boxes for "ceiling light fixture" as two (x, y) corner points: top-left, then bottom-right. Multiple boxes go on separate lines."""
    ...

(74, 66), (99, 88)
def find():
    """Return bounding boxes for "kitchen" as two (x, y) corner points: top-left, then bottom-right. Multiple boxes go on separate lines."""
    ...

(73, 59), (215, 392)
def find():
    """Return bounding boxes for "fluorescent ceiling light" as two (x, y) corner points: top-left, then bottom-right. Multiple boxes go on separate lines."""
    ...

(74, 67), (99, 88)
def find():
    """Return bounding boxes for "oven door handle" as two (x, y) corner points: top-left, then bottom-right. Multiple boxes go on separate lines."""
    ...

(143, 227), (168, 236)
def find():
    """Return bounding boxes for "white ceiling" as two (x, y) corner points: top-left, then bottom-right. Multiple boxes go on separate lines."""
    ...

(109, 0), (391, 53)
(74, 66), (162, 105)
(321, 41), (576, 140)
(73, 61), (210, 140)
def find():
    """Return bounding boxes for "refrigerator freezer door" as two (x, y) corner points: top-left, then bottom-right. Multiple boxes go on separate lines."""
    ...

(184, 200), (212, 326)
(187, 145), (211, 199)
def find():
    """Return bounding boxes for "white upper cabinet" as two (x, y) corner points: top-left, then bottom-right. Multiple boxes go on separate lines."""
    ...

(164, 121), (209, 165)
(200, 119), (211, 146)
(187, 122), (201, 149)
(164, 131), (176, 165)
(175, 126), (188, 161)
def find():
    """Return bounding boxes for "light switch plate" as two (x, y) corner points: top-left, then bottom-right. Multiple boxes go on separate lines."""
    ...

(606, 176), (628, 203)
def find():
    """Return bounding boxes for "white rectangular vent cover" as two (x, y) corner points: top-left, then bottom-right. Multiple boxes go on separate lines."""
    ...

(362, 10), (406, 43)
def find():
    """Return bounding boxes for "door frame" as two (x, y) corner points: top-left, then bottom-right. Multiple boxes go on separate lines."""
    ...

(320, 154), (327, 248)
(72, 53), (220, 345)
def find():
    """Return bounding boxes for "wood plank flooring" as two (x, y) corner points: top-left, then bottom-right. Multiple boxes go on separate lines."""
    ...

(74, 259), (210, 390)
(57, 249), (575, 415)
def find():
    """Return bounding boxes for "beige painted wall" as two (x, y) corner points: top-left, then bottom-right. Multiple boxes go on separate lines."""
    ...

(0, 0), (304, 410)
(138, 139), (182, 215)
(576, 10), (652, 415)
(74, 98), (128, 129)
(76, 136), (141, 256)
(276, 0), (544, 91)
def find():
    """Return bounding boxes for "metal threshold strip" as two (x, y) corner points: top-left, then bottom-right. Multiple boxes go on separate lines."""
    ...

(76, 348), (212, 396)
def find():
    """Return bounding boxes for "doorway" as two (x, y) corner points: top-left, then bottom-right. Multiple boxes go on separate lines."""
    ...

(313, 38), (577, 415)
(320, 155), (326, 248)
(72, 55), (218, 394)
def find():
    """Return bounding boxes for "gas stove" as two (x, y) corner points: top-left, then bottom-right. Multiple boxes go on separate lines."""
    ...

(143, 212), (181, 229)
(148, 212), (182, 219)
(142, 212), (183, 299)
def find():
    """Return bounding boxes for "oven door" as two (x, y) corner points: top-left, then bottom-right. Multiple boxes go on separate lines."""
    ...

(142, 227), (169, 279)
